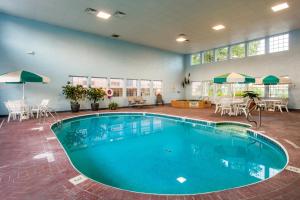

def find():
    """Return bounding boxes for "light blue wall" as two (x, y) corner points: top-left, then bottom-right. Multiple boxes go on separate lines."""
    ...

(185, 30), (300, 109)
(0, 13), (185, 115)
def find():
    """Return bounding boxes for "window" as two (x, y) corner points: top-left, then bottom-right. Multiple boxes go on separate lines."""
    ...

(232, 84), (247, 96)
(70, 76), (88, 88)
(110, 78), (124, 97)
(203, 50), (214, 64)
(215, 84), (231, 97)
(126, 79), (138, 97)
(153, 80), (162, 95)
(248, 39), (265, 56)
(192, 81), (211, 97)
(91, 77), (107, 89)
(140, 80), (151, 96)
(191, 53), (201, 65)
(230, 43), (245, 59)
(192, 82), (202, 96)
(248, 84), (265, 97)
(269, 84), (289, 98)
(269, 34), (289, 53)
(215, 47), (228, 62)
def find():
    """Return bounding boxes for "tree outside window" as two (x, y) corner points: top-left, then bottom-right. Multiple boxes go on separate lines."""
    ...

(191, 53), (201, 65)
(248, 39), (265, 56)
(231, 43), (245, 59)
(203, 50), (214, 64)
(215, 47), (228, 62)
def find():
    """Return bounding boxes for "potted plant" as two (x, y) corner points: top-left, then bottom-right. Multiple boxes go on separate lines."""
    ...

(108, 102), (118, 110)
(62, 82), (86, 112)
(86, 87), (106, 111)
(242, 91), (260, 109)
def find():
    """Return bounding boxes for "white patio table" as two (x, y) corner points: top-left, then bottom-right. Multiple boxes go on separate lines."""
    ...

(262, 99), (282, 111)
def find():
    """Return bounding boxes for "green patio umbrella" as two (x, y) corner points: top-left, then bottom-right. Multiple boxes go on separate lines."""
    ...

(213, 72), (255, 84)
(0, 70), (50, 99)
(262, 75), (279, 85)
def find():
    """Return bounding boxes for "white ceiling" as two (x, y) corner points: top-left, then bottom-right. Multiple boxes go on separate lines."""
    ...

(1, 0), (300, 54)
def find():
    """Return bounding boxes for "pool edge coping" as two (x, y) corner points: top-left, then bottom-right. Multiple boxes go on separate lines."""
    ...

(49, 111), (290, 196)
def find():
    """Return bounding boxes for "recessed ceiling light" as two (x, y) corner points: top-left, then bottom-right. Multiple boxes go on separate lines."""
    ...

(212, 24), (225, 31)
(176, 34), (189, 42)
(97, 11), (111, 19)
(271, 2), (289, 12)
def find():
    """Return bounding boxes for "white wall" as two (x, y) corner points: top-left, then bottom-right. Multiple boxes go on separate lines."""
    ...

(0, 14), (184, 115)
(185, 30), (300, 109)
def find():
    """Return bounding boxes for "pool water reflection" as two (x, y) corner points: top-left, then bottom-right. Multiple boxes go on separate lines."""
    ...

(52, 113), (287, 195)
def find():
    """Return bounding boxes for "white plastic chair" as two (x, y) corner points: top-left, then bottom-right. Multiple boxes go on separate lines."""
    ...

(4, 100), (28, 122)
(275, 99), (289, 112)
(31, 99), (50, 118)
(219, 98), (233, 116)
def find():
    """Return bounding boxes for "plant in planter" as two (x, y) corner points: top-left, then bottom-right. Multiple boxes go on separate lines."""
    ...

(108, 102), (118, 110)
(242, 91), (260, 100)
(242, 91), (260, 109)
(62, 82), (86, 112)
(86, 87), (106, 111)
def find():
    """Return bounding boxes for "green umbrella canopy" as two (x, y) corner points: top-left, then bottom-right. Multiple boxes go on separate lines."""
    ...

(0, 70), (50, 99)
(0, 70), (50, 83)
(214, 72), (255, 84)
(263, 75), (279, 85)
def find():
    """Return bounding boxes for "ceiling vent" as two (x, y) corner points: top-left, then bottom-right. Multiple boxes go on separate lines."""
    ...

(111, 34), (120, 38)
(114, 11), (127, 18)
(85, 8), (98, 15)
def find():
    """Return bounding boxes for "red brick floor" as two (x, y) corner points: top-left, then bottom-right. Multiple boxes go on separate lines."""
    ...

(0, 106), (300, 200)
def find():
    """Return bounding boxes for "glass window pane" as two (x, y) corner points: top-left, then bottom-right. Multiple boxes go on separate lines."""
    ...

(110, 78), (124, 97)
(191, 53), (201, 65)
(269, 34), (289, 53)
(126, 79), (137, 97)
(91, 77), (107, 89)
(215, 47), (228, 62)
(230, 43), (245, 59)
(70, 76), (88, 88)
(269, 84), (289, 98)
(192, 82), (202, 96)
(140, 80), (151, 96)
(192, 81), (211, 97)
(248, 84), (265, 97)
(248, 39), (265, 56)
(203, 50), (214, 64)
(233, 84), (247, 96)
(153, 80), (162, 95)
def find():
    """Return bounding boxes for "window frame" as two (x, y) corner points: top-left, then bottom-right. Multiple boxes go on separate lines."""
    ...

(126, 79), (138, 97)
(230, 43), (246, 59)
(202, 50), (214, 64)
(247, 38), (266, 57)
(109, 78), (124, 97)
(190, 53), (201, 65)
(69, 75), (89, 88)
(90, 77), (108, 89)
(152, 80), (163, 95)
(140, 79), (151, 96)
(215, 46), (229, 62)
(269, 33), (289, 54)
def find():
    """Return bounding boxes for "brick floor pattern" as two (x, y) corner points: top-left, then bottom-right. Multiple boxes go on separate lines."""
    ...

(0, 106), (300, 200)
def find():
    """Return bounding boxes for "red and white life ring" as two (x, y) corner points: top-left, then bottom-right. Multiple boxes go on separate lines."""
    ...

(106, 88), (114, 98)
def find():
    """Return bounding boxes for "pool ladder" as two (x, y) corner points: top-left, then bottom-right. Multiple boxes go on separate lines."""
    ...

(246, 100), (262, 129)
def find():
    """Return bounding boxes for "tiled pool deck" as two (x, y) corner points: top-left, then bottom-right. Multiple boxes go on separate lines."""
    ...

(0, 106), (300, 200)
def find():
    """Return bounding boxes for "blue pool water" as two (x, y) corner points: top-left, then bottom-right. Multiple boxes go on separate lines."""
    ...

(52, 113), (287, 195)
